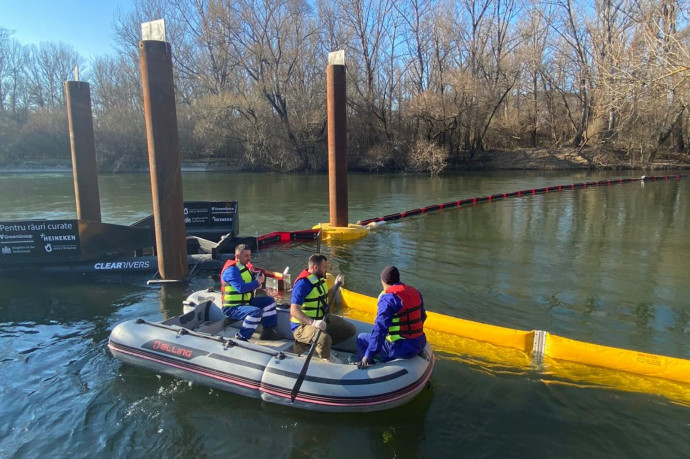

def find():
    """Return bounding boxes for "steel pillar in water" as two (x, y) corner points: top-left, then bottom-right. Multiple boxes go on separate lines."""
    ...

(65, 81), (101, 223)
(139, 40), (188, 280)
(327, 51), (348, 228)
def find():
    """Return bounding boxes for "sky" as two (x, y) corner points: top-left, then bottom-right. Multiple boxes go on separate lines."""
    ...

(1, 0), (136, 59)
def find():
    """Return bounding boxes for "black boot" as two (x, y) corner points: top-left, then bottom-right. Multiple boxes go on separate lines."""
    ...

(260, 327), (284, 340)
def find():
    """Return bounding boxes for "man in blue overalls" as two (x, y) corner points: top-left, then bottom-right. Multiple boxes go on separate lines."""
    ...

(356, 266), (427, 368)
(220, 244), (283, 341)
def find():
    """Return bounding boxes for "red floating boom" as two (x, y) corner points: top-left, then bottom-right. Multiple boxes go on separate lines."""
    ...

(355, 174), (689, 227)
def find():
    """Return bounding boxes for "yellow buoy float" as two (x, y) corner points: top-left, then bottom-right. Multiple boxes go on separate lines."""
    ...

(314, 222), (369, 241)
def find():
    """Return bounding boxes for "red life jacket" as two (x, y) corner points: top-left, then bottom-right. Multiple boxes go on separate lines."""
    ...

(293, 268), (311, 284)
(385, 284), (424, 340)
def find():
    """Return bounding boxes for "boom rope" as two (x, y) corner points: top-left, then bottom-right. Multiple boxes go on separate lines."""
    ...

(355, 174), (690, 226)
(254, 174), (689, 247)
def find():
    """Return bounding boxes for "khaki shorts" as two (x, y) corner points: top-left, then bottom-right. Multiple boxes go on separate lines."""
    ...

(292, 315), (356, 358)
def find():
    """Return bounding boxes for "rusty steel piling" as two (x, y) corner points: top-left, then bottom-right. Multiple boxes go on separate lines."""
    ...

(65, 81), (101, 222)
(139, 40), (188, 280)
(327, 51), (348, 228)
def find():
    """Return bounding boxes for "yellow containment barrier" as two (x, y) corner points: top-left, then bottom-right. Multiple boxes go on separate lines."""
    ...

(338, 286), (690, 403)
(340, 288), (534, 352)
(314, 223), (368, 241)
(545, 334), (690, 385)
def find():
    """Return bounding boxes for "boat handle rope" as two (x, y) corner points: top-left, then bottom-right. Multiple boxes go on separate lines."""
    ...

(134, 318), (286, 360)
(221, 337), (286, 360)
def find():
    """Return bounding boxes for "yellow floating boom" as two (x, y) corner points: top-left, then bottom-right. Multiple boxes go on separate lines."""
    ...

(338, 287), (690, 404)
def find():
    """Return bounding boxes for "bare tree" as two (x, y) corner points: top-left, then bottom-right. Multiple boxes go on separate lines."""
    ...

(550, 0), (596, 147)
(323, 0), (402, 155)
(228, 0), (323, 169)
(90, 54), (148, 170)
(515, 0), (553, 147)
(24, 42), (82, 109)
(0, 30), (30, 117)
(394, 0), (438, 144)
(637, 0), (689, 158)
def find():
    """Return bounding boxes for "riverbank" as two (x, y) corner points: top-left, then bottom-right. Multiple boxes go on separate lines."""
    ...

(469, 147), (690, 170)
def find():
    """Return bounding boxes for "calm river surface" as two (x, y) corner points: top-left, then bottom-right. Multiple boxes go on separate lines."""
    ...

(1, 170), (689, 457)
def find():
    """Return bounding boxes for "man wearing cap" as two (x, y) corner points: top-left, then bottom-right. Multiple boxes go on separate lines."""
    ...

(356, 266), (427, 369)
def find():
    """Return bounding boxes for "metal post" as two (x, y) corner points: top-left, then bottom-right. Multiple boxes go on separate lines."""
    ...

(65, 81), (101, 222)
(139, 40), (188, 280)
(327, 51), (348, 228)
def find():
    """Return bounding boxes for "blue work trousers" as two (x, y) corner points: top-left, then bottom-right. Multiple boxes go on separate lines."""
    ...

(223, 296), (277, 339)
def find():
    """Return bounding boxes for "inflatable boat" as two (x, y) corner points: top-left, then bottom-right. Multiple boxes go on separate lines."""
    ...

(108, 289), (434, 412)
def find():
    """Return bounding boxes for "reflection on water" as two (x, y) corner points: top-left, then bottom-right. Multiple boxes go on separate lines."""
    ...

(1, 171), (689, 456)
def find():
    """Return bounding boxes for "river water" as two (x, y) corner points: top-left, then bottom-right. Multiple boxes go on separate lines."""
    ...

(1, 170), (689, 457)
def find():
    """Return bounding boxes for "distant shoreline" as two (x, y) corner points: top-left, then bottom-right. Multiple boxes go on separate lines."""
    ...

(2, 148), (689, 173)
(0, 163), (239, 174)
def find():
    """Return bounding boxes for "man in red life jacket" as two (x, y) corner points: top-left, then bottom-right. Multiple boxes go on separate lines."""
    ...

(221, 244), (283, 341)
(290, 254), (356, 360)
(356, 266), (427, 369)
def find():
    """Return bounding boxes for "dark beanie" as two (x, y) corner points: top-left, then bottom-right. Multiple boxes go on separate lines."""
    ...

(381, 266), (400, 285)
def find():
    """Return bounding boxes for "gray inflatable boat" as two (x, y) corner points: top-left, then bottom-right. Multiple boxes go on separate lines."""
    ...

(108, 289), (434, 412)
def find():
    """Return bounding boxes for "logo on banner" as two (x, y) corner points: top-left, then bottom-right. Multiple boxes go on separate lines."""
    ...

(94, 260), (151, 270)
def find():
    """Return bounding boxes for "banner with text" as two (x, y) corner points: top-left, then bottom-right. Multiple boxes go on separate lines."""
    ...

(0, 220), (81, 264)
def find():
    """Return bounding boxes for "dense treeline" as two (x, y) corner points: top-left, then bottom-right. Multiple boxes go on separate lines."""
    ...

(1, 0), (689, 173)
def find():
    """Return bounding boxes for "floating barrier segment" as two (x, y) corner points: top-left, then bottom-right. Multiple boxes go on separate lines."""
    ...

(356, 174), (690, 226)
(252, 174), (688, 247)
(257, 229), (320, 249)
(544, 334), (690, 384)
(340, 288), (534, 352)
(338, 287), (690, 402)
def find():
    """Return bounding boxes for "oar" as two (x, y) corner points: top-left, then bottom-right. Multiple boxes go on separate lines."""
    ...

(290, 280), (342, 403)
